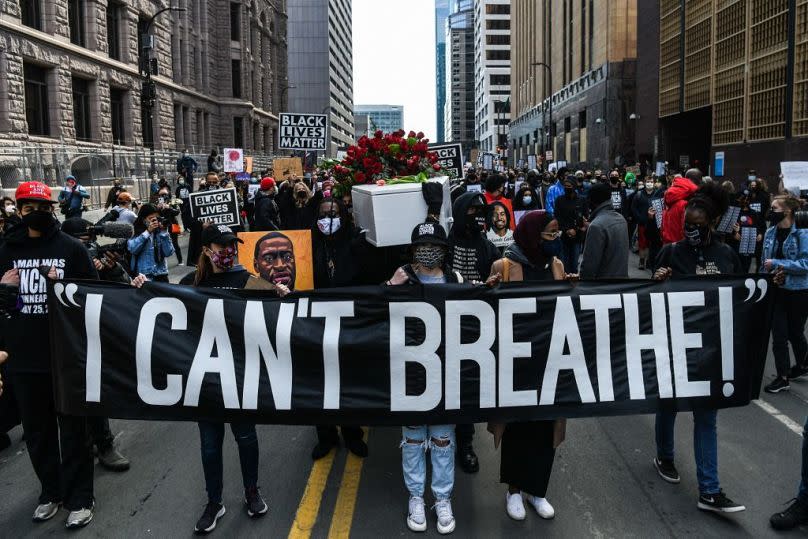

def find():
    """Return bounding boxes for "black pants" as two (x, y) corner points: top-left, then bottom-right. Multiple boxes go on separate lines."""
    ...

(88, 417), (114, 451)
(0, 364), (20, 433)
(456, 423), (475, 447)
(500, 421), (556, 497)
(180, 210), (194, 232)
(170, 232), (183, 264)
(772, 288), (808, 378)
(10, 373), (93, 510)
(316, 425), (364, 444)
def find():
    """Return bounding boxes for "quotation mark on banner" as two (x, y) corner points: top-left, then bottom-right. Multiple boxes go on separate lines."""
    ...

(743, 278), (768, 303)
(53, 283), (82, 308)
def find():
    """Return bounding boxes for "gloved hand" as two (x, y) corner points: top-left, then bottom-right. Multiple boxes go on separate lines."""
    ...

(422, 182), (443, 217)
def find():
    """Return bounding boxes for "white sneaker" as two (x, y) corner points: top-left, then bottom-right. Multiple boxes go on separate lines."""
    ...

(65, 502), (95, 529)
(32, 501), (61, 522)
(407, 496), (427, 532)
(434, 499), (456, 534)
(523, 494), (555, 519)
(506, 491), (526, 520)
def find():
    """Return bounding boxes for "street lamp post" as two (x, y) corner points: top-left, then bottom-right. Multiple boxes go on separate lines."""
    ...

(140, 6), (186, 175)
(531, 62), (552, 167)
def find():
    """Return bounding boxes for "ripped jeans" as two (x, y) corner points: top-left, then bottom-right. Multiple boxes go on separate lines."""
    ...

(198, 421), (259, 504)
(401, 425), (455, 500)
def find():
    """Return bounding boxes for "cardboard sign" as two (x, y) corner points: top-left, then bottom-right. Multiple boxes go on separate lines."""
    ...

(238, 230), (314, 291)
(245, 156), (254, 174)
(273, 157), (304, 182)
(223, 148), (244, 173)
(189, 187), (240, 226)
(278, 113), (328, 151)
(428, 143), (463, 179)
(781, 162), (808, 191)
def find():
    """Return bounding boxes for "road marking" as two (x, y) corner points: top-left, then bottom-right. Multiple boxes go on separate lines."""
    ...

(753, 399), (804, 436)
(288, 448), (337, 539)
(327, 429), (369, 539)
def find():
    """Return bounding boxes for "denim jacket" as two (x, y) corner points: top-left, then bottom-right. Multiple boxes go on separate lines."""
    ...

(760, 224), (808, 290)
(128, 230), (175, 277)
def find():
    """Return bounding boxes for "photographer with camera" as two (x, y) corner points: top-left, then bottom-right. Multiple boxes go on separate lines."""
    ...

(156, 186), (184, 265)
(127, 204), (175, 282)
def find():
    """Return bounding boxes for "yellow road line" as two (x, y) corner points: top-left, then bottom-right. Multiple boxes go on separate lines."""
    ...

(288, 448), (337, 539)
(327, 429), (370, 539)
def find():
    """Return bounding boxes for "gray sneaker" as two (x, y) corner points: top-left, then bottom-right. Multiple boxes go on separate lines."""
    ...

(98, 446), (130, 472)
(434, 499), (456, 535)
(32, 501), (61, 522)
(65, 503), (94, 529)
(407, 496), (427, 532)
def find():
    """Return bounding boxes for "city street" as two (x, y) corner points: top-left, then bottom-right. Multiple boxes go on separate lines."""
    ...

(0, 242), (806, 537)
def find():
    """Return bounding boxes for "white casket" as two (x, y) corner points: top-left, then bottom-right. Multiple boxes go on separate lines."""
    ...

(352, 176), (452, 247)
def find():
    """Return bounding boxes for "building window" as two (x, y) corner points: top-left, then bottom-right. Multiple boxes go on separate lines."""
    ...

(231, 59), (242, 98)
(110, 88), (126, 145)
(485, 4), (509, 14)
(106, 2), (121, 60)
(68, 0), (86, 47)
(72, 77), (92, 141)
(490, 74), (510, 86)
(486, 50), (510, 61)
(24, 63), (49, 136)
(485, 19), (510, 30)
(578, 110), (587, 129)
(138, 16), (149, 72)
(20, 0), (42, 30)
(233, 117), (244, 148)
(230, 2), (241, 41)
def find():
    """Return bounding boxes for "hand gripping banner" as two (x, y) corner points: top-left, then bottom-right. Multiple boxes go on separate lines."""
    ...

(49, 277), (773, 426)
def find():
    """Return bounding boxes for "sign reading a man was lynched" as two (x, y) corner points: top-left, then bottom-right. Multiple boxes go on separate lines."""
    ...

(189, 187), (240, 226)
(278, 113), (328, 151)
(50, 277), (772, 426)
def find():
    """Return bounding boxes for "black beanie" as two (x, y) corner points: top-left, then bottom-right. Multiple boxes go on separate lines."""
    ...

(589, 183), (612, 206)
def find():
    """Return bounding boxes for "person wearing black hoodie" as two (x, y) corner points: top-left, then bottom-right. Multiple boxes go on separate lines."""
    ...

(553, 177), (585, 273)
(252, 177), (280, 231)
(446, 192), (500, 474)
(309, 197), (371, 461)
(0, 181), (98, 529)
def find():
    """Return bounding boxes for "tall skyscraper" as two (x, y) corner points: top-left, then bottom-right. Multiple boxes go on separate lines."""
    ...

(444, 0), (475, 160)
(287, 0), (355, 156)
(435, 0), (450, 142)
(474, 0), (510, 154)
(354, 105), (404, 135)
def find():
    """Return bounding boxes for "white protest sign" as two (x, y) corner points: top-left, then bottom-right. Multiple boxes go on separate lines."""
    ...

(223, 148), (244, 173)
(781, 162), (808, 192)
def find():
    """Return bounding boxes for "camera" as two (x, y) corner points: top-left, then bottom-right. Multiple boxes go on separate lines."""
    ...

(86, 239), (129, 261)
(158, 216), (170, 228)
(95, 208), (120, 226)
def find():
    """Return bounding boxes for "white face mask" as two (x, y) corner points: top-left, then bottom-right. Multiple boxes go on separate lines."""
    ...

(4, 204), (15, 215)
(317, 217), (341, 235)
(645, 182), (654, 190)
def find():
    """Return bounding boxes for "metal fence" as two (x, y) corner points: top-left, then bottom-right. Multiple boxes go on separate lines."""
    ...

(0, 144), (276, 208)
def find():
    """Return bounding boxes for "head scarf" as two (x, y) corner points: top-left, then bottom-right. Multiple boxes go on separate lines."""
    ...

(513, 210), (550, 268)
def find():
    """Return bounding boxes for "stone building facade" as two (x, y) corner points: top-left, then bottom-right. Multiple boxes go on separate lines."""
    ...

(0, 0), (287, 187)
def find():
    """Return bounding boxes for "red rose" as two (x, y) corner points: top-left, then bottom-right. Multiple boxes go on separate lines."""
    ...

(355, 171), (367, 183)
(416, 131), (425, 139)
(374, 130), (383, 138)
(432, 164), (442, 171)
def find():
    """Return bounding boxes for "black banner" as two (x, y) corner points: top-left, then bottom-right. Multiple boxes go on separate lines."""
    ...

(49, 277), (773, 426)
(189, 187), (240, 226)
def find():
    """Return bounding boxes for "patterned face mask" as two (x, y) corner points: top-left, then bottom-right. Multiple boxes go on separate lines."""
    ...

(413, 245), (445, 269)
(209, 246), (236, 270)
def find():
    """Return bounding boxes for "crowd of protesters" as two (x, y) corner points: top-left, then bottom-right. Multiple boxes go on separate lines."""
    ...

(0, 153), (808, 535)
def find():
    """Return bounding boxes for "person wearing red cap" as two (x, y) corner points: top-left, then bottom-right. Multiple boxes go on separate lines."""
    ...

(252, 177), (280, 231)
(0, 181), (98, 528)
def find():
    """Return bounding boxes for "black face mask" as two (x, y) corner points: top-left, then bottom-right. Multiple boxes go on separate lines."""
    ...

(684, 223), (710, 246)
(467, 211), (486, 234)
(768, 211), (786, 226)
(22, 210), (55, 232)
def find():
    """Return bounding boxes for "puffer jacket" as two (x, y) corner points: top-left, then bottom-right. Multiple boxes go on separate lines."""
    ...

(761, 224), (808, 290)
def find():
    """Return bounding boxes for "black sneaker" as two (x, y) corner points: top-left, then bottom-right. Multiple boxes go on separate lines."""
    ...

(788, 364), (808, 380)
(311, 437), (338, 461)
(345, 437), (368, 458)
(771, 498), (808, 530)
(764, 378), (790, 393)
(244, 486), (268, 518)
(653, 457), (681, 484)
(194, 502), (225, 534)
(698, 491), (746, 513)
(458, 443), (479, 474)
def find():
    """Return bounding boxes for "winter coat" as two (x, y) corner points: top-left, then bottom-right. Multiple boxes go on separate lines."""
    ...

(662, 177), (698, 244)
(580, 201), (629, 279)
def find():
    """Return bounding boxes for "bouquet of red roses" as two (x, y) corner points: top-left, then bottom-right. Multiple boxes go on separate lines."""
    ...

(324, 129), (442, 195)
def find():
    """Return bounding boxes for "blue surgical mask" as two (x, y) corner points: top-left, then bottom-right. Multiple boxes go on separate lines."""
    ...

(522, 196), (533, 206)
(541, 238), (562, 258)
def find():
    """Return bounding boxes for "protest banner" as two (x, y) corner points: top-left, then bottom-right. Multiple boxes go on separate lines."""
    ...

(781, 162), (808, 192)
(51, 276), (771, 426)
(428, 143), (463, 179)
(272, 157), (304, 181)
(237, 230), (314, 291)
(189, 187), (240, 226)
(223, 148), (244, 173)
(278, 113), (328, 151)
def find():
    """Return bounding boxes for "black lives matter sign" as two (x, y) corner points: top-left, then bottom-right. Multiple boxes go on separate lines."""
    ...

(189, 187), (240, 226)
(278, 113), (328, 151)
(428, 143), (463, 178)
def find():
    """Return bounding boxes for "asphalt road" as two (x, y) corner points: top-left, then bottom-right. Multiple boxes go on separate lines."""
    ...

(1, 239), (806, 538)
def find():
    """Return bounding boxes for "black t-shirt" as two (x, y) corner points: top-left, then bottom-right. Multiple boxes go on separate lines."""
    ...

(179, 267), (251, 289)
(775, 227), (790, 259)
(0, 226), (97, 373)
(655, 240), (743, 276)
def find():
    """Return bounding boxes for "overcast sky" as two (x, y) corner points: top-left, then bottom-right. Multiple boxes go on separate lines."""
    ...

(352, 0), (438, 139)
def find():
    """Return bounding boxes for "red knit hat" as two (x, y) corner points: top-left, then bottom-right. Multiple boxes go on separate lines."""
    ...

(260, 177), (275, 190)
(15, 181), (56, 203)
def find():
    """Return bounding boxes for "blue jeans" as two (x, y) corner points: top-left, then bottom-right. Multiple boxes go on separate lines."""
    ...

(561, 241), (580, 274)
(655, 409), (719, 495)
(401, 425), (455, 500)
(198, 422), (259, 504)
(799, 416), (808, 502)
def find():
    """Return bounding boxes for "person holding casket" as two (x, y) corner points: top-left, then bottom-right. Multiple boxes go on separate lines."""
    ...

(652, 183), (746, 514)
(486, 210), (567, 523)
